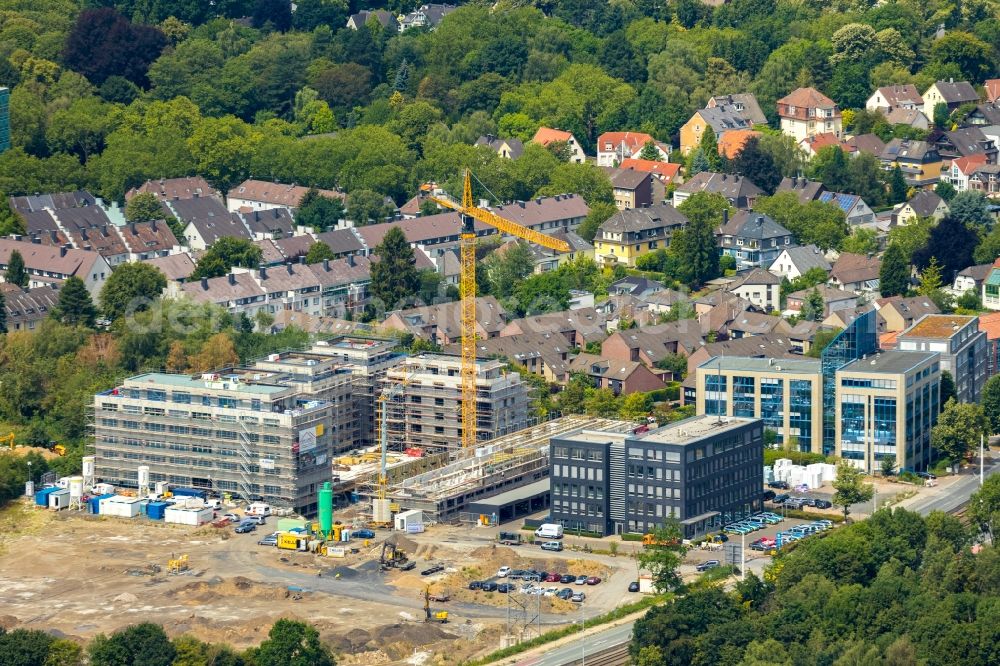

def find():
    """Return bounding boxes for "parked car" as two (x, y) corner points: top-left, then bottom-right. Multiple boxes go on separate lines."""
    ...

(772, 494), (790, 504)
(496, 583), (514, 593)
(560, 574), (575, 584)
(481, 581), (498, 592)
(768, 481), (790, 489)
(628, 581), (640, 593)
(540, 541), (563, 552)
(556, 588), (574, 600)
(571, 592), (586, 602)
(696, 560), (721, 572)
(468, 581), (483, 590)
(257, 532), (278, 546)
(762, 490), (776, 501)
(497, 566), (511, 578)
(916, 471), (936, 480)
(813, 500), (833, 509)
(508, 569), (527, 580)
(545, 572), (561, 583)
(586, 577), (601, 585)
(223, 513), (240, 522)
(574, 575), (588, 585)
(543, 587), (559, 597)
(235, 523), (256, 533)
(421, 565), (445, 576)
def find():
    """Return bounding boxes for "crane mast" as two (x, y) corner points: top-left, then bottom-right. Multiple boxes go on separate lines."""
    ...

(431, 170), (570, 450)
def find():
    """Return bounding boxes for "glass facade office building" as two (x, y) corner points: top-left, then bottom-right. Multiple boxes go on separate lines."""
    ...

(821, 309), (877, 455)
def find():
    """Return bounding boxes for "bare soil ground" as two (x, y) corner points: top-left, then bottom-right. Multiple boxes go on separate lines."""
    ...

(0, 501), (626, 664)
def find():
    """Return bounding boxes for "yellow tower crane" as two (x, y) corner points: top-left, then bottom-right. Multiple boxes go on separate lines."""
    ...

(430, 170), (571, 448)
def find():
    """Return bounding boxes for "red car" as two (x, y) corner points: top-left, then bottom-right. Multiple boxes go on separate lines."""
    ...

(586, 576), (601, 585)
(545, 573), (561, 583)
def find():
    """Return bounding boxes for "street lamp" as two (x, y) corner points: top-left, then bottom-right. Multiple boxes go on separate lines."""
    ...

(579, 603), (585, 666)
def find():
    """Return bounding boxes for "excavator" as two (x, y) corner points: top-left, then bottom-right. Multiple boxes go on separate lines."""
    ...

(3, 432), (66, 456)
(424, 586), (448, 623)
(379, 535), (411, 570)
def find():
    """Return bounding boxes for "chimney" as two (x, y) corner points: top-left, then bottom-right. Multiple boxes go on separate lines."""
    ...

(151, 220), (157, 232)
(81, 228), (88, 241)
(228, 273), (236, 285)
(100, 226), (109, 237)
(130, 223), (136, 235)
(60, 245), (67, 257)
(347, 255), (355, 267)
(323, 259), (330, 271)
(30, 235), (40, 244)
(50, 230), (58, 243)
(722, 209), (729, 225)
(286, 263), (293, 274)
(259, 266), (266, 279)
(201, 277), (208, 289)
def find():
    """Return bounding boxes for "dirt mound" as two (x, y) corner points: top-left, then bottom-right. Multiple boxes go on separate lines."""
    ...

(389, 573), (429, 591)
(168, 576), (288, 603)
(373, 622), (453, 646)
(329, 565), (361, 579)
(391, 534), (418, 552)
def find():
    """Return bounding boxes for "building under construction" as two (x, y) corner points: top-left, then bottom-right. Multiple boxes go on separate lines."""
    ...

(387, 415), (637, 523)
(382, 354), (531, 453)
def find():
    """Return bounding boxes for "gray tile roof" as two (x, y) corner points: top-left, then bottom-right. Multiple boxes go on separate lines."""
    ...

(719, 211), (792, 241)
(772, 244), (831, 274)
(707, 93), (767, 125)
(598, 203), (687, 234)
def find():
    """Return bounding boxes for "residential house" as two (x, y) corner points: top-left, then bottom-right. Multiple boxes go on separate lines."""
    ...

(182, 214), (253, 250)
(126, 177), (220, 203)
(945, 153), (988, 192)
(885, 107), (931, 130)
(398, 3), (455, 31)
(346, 10), (398, 30)
(922, 79), (979, 119)
(594, 203), (687, 267)
(786, 284), (857, 318)
(238, 208), (296, 240)
(274, 235), (317, 262)
(0, 239), (110, 297)
(986, 79), (1000, 103)
(965, 102), (1000, 126)
(727, 311), (792, 338)
(776, 177), (826, 203)
(818, 192), (875, 226)
(776, 87), (842, 141)
(250, 263), (323, 319)
(684, 334), (802, 378)
(717, 130), (761, 159)
(601, 321), (703, 368)
(728, 268), (782, 312)
(4, 284), (59, 332)
(606, 167), (652, 210)
(982, 260), (1000, 310)
(800, 132), (851, 158)
(717, 210), (794, 270)
(10, 190), (96, 214)
(309, 255), (372, 319)
(706, 93), (767, 125)
(679, 105), (752, 155)
(142, 253), (195, 284)
(116, 220), (178, 261)
(618, 158), (681, 186)
(895, 190), (949, 225)
(828, 253), (881, 293)
(596, 131), (669, 167)
(501, 307), (609, 348)
(866, 85), (924, 114)
(845, 134), (888, 157)
(823, 305), (875, 330)
(454, 331), (574, 383)
(768, 244), (831, 280)
(968, 163), (1000, 198)
(609, 276), (664, 300)
(937, 126), (998, 163)
(673, 172), (763, 210)
(488, 195), (590, 234)
(952, 262), (993, 296)
(567, 353), (667, 395)
(876, 296), (940, 333)
(227, 179), (343, 215)
(312, 228), (366, 258)
(383, 296), (508, 344)
(180, 271), (267, 318)
(501, 229), (593, 274)
(475, 134), (524, 159)
(531, 127), (585, 163)
(880, 139), (943, 187)
(978, 311), (1000, 376)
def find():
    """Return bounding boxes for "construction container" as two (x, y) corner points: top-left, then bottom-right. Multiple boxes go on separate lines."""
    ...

(47, 488), (70, 510)
(394, 509), (424, 532)
(99, 495), (144, 518)
(88, 493), (115, 514)
(278, 533), (309, 551)
(277, 518), (307, 533)
(92, 482), (115, 496)
(170, 487), (207, 500)
(146, 501), (169, 520)
(164, 505), (214, 526)
(34, 487), (59, 507)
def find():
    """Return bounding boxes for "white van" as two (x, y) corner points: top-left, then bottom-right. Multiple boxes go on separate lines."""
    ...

(245, 502), (272, 517)
(534, 523), (564, 539)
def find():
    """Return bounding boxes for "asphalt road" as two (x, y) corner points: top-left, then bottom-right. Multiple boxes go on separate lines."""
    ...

(512, 621), (633, 666)
(906, 458), (1000, 515)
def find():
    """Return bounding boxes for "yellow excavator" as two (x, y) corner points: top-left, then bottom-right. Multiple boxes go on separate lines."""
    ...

(3, 432), (66, 456)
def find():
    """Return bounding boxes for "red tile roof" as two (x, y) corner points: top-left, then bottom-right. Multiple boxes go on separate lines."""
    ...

(987, 79), (1000, 103)
(952, 153), (989, 175)
(778, 87), (836, 109)
(718, 130), (761, 159)
(597, 131), (654, 153)
(618, 159), (681, 182)
(532, 127), (573, 146)
(979, 311), (1000, 340)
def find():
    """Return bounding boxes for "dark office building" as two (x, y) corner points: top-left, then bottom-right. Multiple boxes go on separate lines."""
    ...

(549, 415), (763, 538)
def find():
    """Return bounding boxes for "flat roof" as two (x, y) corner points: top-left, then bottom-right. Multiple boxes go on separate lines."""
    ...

(557, 430), (631, 445)
(126, 372), (288, 395)
(697, 356), (822, 374)
(901, 314), (977, 339)
(838, 350), (938, 375)
(641, 415), (758, 445)
(467, 479), (550, 510)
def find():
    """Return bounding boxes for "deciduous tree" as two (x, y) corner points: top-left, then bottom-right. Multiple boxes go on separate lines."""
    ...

(635, 519), (685, 591)
(832, 459), (874, 520)
(304, 242), (335, 264)
(124, 193), (165, 223)
(191, 237), (263, 280)
(100, 263), (167, 322)
(932, 398), (987, 462)
(254, 619), (334, 666)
